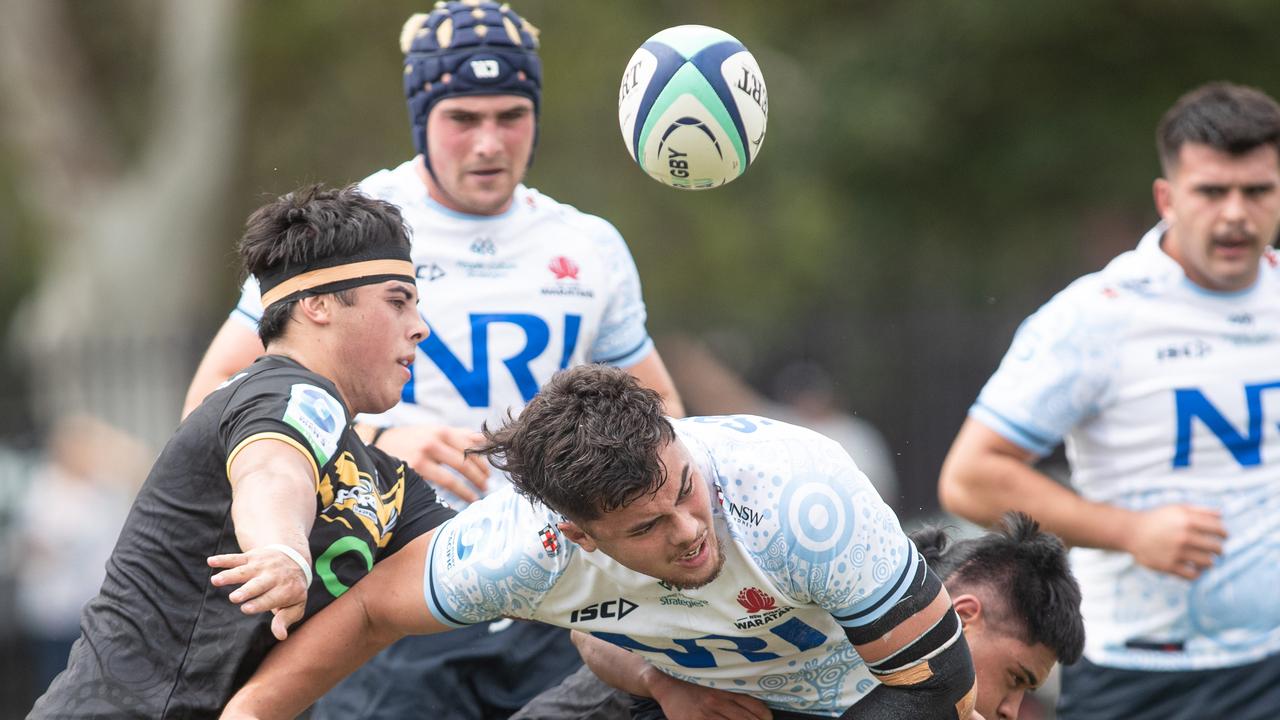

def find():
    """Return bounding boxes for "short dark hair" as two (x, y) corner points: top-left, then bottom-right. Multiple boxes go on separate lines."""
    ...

(475, 365), (675, 523)
(912, 512), (1084, 664)
(1157, 81), (1280, 175)
(238, 184), (411, 344)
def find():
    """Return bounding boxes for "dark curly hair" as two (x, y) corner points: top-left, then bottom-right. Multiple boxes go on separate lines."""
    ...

(473, 365), (675, 522)
(912, 512), (1084, 664)
(238, 184), (410, 344)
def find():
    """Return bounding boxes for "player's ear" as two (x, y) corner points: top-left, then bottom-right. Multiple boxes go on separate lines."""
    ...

(1154, 177), (1175, 223)
(296, 294), (334, 325)
(558, 521), (597, 552)
(951, 593), (982, 629)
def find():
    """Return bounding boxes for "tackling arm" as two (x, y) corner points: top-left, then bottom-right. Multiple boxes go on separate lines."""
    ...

(571, 631), (771, 720)
(220, 532), (450, 719)
(841, 553), (976, 719)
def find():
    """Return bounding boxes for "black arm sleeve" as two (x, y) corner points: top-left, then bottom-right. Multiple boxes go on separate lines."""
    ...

(839, 553), (977, 719)
(838, 634), (976, 719)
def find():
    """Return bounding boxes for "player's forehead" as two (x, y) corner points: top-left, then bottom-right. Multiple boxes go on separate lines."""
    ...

(356, 278), (418, 302)
(1171, 142), (1280, 184)
(431, 94), (533, 116)
(588, 440), (696, 526)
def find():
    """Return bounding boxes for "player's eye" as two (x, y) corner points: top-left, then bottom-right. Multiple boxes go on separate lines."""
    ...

(1197, 186), (1228, 199)
(630, 522), (657, 537)
(1244, 184), (1275, 198)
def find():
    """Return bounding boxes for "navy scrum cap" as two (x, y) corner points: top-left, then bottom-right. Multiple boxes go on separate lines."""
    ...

(401, 1), (542, 171)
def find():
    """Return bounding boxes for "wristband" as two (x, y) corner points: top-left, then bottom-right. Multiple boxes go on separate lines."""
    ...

(262, 543), (313, 588)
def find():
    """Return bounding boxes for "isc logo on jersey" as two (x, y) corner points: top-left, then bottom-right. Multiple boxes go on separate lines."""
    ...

(571, 598), (639, 623)
(618, 24), (767, 190)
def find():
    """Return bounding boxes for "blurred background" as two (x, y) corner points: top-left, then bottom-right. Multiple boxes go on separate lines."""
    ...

(0, 0), (1277, 715)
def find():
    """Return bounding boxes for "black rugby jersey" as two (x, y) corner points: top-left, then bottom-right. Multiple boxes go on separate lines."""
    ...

(31, 355), (454, 719)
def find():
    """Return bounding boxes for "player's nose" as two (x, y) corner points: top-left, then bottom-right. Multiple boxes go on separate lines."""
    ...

(669, 510), (701, 545)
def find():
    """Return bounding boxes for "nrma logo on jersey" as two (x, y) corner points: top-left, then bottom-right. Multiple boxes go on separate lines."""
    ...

(404, 313), (584, 407)
(1173, 380), (1280, 468)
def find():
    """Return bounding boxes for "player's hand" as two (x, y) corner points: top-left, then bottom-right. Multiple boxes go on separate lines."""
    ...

(648, 671), (772, 720)
(1123, 504), (1227, 580)
(373, 424), (490, 503)
(208, 546), (309, 641)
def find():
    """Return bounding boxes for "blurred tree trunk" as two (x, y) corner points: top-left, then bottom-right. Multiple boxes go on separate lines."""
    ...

(0, 0), (240, 445)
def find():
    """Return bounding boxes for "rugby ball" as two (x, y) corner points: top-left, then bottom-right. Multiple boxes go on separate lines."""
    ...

(618, 25), (768, 190)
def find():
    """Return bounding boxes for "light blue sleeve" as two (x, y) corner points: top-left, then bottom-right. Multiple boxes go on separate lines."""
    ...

(587, 219), (654, 367)
(228, 275), (264, 330)
(424, 487), (568, 627)
(971, 281), (1123, 456)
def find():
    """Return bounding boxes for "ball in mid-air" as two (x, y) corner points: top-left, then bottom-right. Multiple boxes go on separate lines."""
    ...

(618, 25), (768, 190)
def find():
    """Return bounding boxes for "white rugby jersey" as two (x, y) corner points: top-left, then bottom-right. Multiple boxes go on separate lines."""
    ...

(231, 161), (654, 501)
(424, 417), (919, 717)
(973, 223), (1280, 671)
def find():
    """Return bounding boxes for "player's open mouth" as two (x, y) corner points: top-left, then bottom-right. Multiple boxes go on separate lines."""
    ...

(674, 536), (709, 566)
(1213, 237), (1252, 256)
(398, 356), (413, 379)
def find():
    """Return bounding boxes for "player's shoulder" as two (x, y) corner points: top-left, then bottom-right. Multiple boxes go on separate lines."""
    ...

(357, 159), (419, 205)
(435, 486), (574, 578)
(679, 416), (861, 497)
(1261, 246), (1280, 289)
(517, 185), (627, 247)
(223, 357), (348, 447)
(1022, 230), (1173, 338)
(677, 414), (843, 452)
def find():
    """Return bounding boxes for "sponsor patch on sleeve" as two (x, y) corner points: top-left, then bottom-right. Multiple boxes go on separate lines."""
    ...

(282, 383), (347, 466)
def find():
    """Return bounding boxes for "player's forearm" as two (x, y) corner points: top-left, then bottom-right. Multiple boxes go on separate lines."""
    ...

(221, 588), (394, 719)
(572, 630), (654, 697)
(939, 446), (1131, 552)
(230, 466), (316, 557)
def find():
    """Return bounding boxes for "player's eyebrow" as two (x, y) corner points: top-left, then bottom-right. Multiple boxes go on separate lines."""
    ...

(622, 464), (691, 535)
(387, 283), (416, 301)
(677, 464), (692, 498)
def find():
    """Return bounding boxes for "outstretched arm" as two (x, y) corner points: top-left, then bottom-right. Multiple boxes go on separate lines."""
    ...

(209, 438), (318, 641)
(221, 532), (450, 719)
(939, 417), (1225, 580)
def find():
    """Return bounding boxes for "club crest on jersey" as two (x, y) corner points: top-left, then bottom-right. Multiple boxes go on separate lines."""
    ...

(542, 255), (594, 298)
(734, 587), (793, 629)
(549, 256), (579, 280)
(538, 524), (560, 556)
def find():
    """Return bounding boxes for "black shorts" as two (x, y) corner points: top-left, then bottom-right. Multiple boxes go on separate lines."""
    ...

(1058, 653), (1280, 720)
(312, 620), (580, 720)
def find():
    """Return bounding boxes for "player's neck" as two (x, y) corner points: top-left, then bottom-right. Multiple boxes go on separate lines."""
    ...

(264, 341), (355, 415)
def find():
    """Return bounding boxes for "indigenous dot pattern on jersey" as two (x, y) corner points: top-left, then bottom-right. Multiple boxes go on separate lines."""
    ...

(618, 25), (768, 190)
(400, 1), (542, 160)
